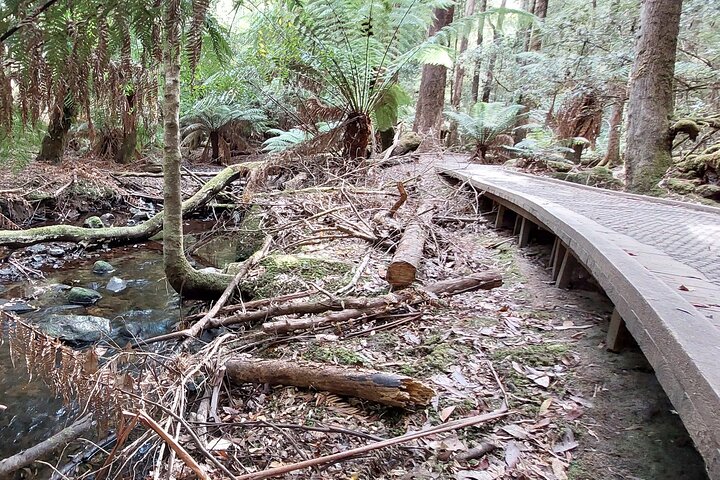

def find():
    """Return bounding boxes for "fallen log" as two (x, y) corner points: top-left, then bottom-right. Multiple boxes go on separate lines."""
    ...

(142, 272), (502, 345)
(225, 357), (435, 408)
(262, 306), (382, 335)
(386, 200), (435, 288)
(0, 163), (257, 248)
(0, 414), (95, 479)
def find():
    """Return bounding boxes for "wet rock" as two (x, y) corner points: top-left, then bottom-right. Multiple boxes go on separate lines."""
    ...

(100, 213), (116, 226)
(28, 283), (72, 308)
(47, 246), (66, 257)
(68, 287), (102, 305)
(36, 314), (111, 343)
(0, 299), (37, 314)
(83, 216), (105, 229)
(390, 132), (422, 157)
(695, 184), (720, 200)
(106, 277), (128, 293)
(27, 244), (48, 255)
(92, 260), (115, 274)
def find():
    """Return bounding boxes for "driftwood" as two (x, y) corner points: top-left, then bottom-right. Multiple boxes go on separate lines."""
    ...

(0, 414), (95, 479)
(226, 357), (435, 407)
(386, 199), (435, 288)
(142, 272), (502, 346)
(0, 163), (256, 248)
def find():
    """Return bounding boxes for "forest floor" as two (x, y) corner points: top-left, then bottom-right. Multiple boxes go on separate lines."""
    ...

(0, 153), (710, 479)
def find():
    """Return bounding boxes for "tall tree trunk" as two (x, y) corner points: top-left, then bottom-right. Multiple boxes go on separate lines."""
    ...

(447, 0), (477, 146)
(37, 98), (75, 164)
(470, 0), (488, 104)
(414, 6), (455, 136)
(522, 0), (536, 51)
(528, 0), (548, 51)
(116, 91), (137, 164)
(599, 88), (626, 167)
(163, 0), (231, 299)
(481, 0), (507, 104)
(624, 0), (683, 193)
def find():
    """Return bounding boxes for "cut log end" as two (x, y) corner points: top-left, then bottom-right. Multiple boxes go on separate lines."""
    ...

(386, 261), (417, 288)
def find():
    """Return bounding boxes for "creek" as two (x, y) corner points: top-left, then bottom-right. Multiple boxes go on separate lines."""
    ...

(0, 244), (180, 460)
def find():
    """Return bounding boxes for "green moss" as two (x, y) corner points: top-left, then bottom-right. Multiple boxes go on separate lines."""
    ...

(303, 345), (367, 366)
(552, 166), (622, 189)
(665, 178), (696, 195)
(243, 254), (351, 298)
(546, 160), (573, 173)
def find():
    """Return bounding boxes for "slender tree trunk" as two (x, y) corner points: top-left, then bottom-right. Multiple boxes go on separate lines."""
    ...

(481, 0), (507, 103)
(116, 91), (137, 164)
(624, 0), (683, 193)
(599, 88), (626, 167)
(163, 0), (231, 299)
(37, 98), (75, 164)
(470, 0), (488, 104)
(210, 130), (220, 161)
(528, 0), (548, 51)
(414, 6), (455, 136)
(447, 0), (477, 146)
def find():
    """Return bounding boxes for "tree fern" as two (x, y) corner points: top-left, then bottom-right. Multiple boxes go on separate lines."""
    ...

(445, 102), (524, 161)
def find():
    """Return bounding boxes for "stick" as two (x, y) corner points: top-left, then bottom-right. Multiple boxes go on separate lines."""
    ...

(125, 410), (210, 480)
(237, 408), (510, 479)
(0, 414), (94, 478)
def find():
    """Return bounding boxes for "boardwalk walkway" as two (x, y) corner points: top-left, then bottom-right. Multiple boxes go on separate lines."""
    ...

(439, 162), (720, 478)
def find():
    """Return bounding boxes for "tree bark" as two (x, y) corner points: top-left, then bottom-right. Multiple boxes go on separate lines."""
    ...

(448, 0), (477, 146)
(115, 91), (137, 164)
(386, 200), (434, 288)
(209, 130), (220, 162)
(36, 98), (75, 164)
(0, 163), (248, 248)
(599, 88), (626, 167)
(470, 0), (488, 104)
(624, 0), (683, 193)
(481, 0), (507, 103)
(162, 0), (233, 300)
(342, 112), (371, 159)
(528, 0), (548, 51)
(413, 6), (455, 136)
(225, 358), (434, 408)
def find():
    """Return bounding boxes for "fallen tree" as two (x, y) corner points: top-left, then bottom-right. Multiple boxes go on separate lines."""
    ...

(386, 199), (435, 288)
(226, 357), (435, 407)
(142, 271), (502, 345)
(0, 163), (258, 248)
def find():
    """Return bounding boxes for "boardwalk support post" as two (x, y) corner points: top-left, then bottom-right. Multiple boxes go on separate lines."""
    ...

(494, 205), (507, 229)
(518, 217), (533, 247)
(555, 249), (578, 289)
(606, 309), (631, 353)
(551, 241), (567, 280)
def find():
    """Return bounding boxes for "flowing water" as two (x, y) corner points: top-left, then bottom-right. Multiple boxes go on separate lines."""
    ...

(0, 245), (180, 460)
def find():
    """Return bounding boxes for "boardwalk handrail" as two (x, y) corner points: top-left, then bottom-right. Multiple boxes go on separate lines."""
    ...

(440, 165), (720, 478)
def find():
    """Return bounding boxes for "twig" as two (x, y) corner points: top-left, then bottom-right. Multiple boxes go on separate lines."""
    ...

(237, 408), (510, 479)
(335, 253), (371, 295)
(389, 182), (408, 218)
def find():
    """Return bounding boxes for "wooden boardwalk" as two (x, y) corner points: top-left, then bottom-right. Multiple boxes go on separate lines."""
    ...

(440, 162), (720, 479)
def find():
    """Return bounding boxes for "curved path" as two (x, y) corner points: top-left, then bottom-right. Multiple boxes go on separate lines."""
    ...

(439, 162), (720, 478)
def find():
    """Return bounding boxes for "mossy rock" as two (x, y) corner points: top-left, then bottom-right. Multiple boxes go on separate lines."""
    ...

(83, 216), (105, 228)
(546, 160), (574, 173)
(666, 178), (696, 195)
(695, 184), (720, 200)
(551, 166), (622, 189)
(242, 254), (352, 299)
(390, 132), (422, 157)
(68, 287), (102, 305)
(92, 260), (115, 274)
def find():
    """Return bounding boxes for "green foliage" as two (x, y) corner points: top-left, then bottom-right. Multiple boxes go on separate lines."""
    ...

(262, 122), (338, 153)
(445, 102), (524, 147)
(181, 92), (269, 137)
(0, 116), (46, 170)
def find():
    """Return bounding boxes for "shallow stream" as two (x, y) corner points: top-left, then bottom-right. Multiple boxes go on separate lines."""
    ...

(0, 245), (180, 459)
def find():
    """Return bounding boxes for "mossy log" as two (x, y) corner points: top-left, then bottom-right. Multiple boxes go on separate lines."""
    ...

(0, 163), (252, 248)
(225, 357), (434, 407)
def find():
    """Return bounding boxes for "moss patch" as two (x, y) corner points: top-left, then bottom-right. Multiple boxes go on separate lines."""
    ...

(552, 166), (622, 189)
(242, 254), (352, 298)
(491, 343), (569, 367)
(304, 345), (368, 367)
(665, 178), (696, 195)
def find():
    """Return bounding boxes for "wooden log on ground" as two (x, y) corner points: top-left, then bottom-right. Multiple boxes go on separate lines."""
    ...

(142, 272), (502, 345)
(386, 200), (435, 288)
(0, 414), (94, 479)
(225, 357), (434, 407)
(0, 163), (261, 248)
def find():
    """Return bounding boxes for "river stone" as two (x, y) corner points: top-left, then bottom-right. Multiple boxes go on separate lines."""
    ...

(27, 244), (48, 255)
(83, 216), (105, 228)
(92, 260), (115, 274)
(37, 314), (110, 343)
(47, 246), (66, 257)
(68, 287), (102, 305)
(0, 299), (37, 314)
(100, 213), (115, 226)
(106, 277), (128, 293)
